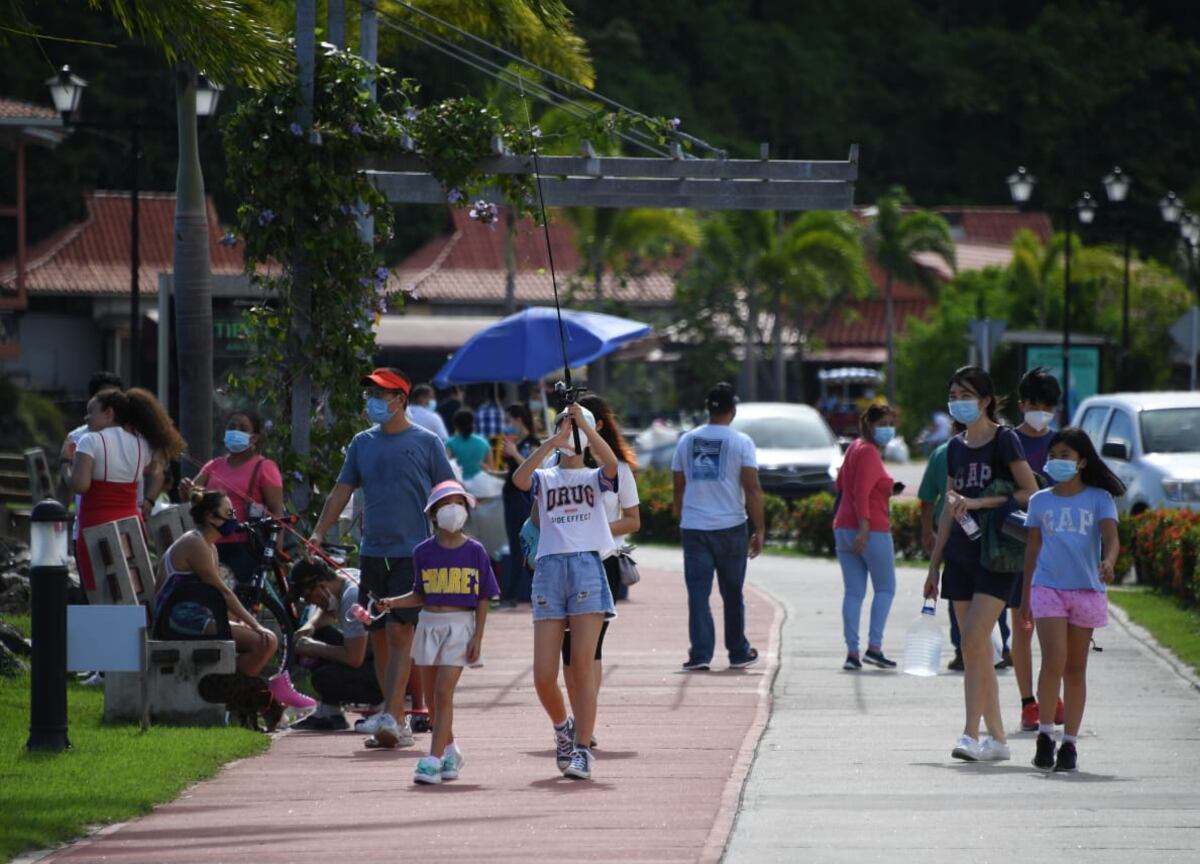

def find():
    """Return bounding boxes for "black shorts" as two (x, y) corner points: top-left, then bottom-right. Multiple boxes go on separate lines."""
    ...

(359, 556), (419, 629)
(941, 556), (1018, 604)
(562, 619), (610, 666)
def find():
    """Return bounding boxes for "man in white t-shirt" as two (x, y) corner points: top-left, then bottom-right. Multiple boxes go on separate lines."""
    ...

(407, 383), (450, 441)
(671, 382), (765, 672)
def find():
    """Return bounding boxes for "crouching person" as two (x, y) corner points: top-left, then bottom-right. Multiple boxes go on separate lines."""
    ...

(289, 560), (382, 731)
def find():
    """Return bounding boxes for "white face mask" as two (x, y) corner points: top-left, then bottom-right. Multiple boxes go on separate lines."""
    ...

(1024, 410), (1054, 432)
(435, 503), (468, 533)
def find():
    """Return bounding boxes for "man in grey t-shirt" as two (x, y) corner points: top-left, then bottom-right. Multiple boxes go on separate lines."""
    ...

(309, 367), (454, 747)
(672, 382), (765, 672)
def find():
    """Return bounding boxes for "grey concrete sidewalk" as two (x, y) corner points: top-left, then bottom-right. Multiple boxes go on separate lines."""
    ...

(649, 548), (1200, 864)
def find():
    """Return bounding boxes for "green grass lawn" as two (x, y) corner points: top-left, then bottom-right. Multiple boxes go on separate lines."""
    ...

(1107, 587), (1200, 675)
(0, 615), (269, 862)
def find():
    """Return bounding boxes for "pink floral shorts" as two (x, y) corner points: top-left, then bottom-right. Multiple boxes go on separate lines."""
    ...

(1030, 585), (1108, 629)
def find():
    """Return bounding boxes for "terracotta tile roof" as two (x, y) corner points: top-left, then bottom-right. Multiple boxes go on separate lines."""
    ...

(0, 191), (245, 296)
(0, 97), (58, 121)
(393, 208), (675, 305)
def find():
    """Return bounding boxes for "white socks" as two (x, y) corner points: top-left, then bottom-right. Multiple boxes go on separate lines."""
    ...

(1038, 723), (1054, 735)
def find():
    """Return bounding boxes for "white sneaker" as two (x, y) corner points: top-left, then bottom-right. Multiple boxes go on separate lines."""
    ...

(951, 735), (983, 761)
(396, 715), (415, 747)
(372, 713), (402, 748)
(354, 711), (387, 734)
(441, 745), (465, 780)
(978, 737), (1012, 762)
(413, 755), (443, 785)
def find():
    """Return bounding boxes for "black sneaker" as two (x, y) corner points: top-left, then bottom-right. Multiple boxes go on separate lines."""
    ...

(730, 648), (759, 669)
(292, 713), (350, 732)
(994, 647), (1013, 669)
(1032, 732), (1056, 770)
(947, 651), (964, 672)
(843, 654), (862, 671)
(681, 659), (711, 671)
(1054, 741), (1078, 772)
(862, 649), (897, 669)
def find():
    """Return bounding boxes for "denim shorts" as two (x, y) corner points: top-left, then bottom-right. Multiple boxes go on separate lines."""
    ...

(531, 551), (615, 621)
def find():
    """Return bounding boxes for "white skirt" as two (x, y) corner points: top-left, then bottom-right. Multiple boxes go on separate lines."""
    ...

(412, 610), (476, 667)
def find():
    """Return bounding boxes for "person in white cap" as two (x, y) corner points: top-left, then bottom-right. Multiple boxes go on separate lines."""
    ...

(375, 479), (500, 785)
(513, 402), (620, 781)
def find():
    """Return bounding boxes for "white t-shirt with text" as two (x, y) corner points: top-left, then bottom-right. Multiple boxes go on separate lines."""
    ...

(603, 461), (640, 557)
(531, 466), (617, 559)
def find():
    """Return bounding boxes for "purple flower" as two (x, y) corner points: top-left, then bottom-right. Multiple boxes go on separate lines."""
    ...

(447, 187), (464, 205)
(531, 125), (542, 139)
(375, 266), (390, 283)
(405, 108), (418, 121)
(379, 297), (389, 314)
(289, 122), (304, 137)
(468, 200), (499, 225)
(263, 420), (274, 431)
(668, 117), (681, 130)
(292, 470), (304, 482)
(350, 122), (363, 136)
(257, 209), (275, 226)
(218, 231), (237, 246)
(359, 277), (373, 288)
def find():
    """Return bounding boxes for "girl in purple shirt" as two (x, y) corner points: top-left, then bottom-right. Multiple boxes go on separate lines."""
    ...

(376, 479), (500, 785)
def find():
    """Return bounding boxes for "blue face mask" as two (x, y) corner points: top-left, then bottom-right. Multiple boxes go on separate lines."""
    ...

(366, 396), (398, 425)
(1044, 458), (1079, 484)
(872, 425), (895, 446)
(224, 429), (252, 453)
(947, 399), (982, 425)
(427, 399), (437, 412)
(503, 423), (518, 436)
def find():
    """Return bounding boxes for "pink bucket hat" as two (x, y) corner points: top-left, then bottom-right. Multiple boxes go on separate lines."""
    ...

(424, 479), (477, 513)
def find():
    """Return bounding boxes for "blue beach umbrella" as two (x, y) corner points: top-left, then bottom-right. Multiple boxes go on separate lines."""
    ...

(433, 307), (652, 386)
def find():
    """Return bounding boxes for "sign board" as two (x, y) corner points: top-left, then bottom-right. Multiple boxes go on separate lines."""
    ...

(1026, 345), (1100, 420)
(1168, 307), (1199, 390)
(67, 605), (145, 673)
(968, 318), (1007, 371)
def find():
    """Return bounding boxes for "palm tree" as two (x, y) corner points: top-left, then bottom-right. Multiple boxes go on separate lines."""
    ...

(757, 211), (870, 400)
(1009, 227), (1069, 329)
(865, 187), (956, 403)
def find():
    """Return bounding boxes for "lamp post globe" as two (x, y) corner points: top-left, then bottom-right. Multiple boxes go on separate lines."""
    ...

(44, 66), (87, 116)
(1007, 166), (1035, 204)
(1102, 167), (1130, 203)
(1160, 192), (1182, 224)
(195, 74), (223, 118)
(1076, 192), (1097, 225)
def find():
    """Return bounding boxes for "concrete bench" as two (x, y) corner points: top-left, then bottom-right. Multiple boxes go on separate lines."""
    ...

(80, 516), (237, 725)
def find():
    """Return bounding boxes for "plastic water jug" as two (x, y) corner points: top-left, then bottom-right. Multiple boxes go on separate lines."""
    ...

(902, 600), (944, 677)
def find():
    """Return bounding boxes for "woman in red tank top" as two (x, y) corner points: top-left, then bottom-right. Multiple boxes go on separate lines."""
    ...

(70, 388), (185, 592)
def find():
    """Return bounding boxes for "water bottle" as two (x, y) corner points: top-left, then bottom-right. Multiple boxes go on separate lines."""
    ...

(991, 621), (1004, 665)
(957, 511), (982, 541)
(902, 599), (944, 677)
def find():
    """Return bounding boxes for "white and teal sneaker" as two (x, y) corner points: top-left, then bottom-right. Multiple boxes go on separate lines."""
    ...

(413, 755), (443, 785)
(441, 745), (465, 781)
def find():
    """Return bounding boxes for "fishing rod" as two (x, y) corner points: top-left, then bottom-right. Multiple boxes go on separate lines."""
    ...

(518, 77), (585, 454)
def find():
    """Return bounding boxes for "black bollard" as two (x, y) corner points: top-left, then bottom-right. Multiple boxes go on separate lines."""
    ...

(26, 499), (72, 752)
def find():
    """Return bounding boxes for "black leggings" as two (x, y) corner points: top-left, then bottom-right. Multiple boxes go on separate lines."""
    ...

(308, 626), (381, 707)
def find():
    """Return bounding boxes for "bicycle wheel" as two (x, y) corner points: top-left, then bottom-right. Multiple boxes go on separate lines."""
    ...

(252, 594), (295, 677)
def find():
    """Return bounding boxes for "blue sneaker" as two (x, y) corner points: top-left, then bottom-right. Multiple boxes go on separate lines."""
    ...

(555, 718), (575, 772)
(413, 755), (443, 785)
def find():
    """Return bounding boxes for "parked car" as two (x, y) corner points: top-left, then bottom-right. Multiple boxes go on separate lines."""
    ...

(730, 402), (842, 500)
(631, 420), (684, 470)
(1072, 392), (1200, 514)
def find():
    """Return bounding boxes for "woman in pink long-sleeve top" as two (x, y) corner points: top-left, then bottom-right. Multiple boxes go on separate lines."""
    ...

(833, 403), (900, 670)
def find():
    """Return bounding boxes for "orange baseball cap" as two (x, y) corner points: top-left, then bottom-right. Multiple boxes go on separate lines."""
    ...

(360, 367), (411, 394)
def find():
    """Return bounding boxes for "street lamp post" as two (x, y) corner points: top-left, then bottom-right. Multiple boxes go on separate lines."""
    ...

(1007, 167), (1095, 423)
(1101, 167), (1132, 388)
(45, 66), (221, 388)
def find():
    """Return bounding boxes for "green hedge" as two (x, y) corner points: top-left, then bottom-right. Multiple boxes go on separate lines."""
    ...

(1132, 508), (1200, 604)
(636, 468), (792, 544)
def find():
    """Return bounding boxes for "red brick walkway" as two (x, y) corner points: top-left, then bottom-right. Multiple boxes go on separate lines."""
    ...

(48, 559), (779, 863)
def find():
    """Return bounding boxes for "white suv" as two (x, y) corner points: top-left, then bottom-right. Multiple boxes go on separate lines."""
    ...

(1072, 392), (1200, 514)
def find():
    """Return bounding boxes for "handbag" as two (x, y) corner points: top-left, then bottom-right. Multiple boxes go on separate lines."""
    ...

(615, 545), (641, 586)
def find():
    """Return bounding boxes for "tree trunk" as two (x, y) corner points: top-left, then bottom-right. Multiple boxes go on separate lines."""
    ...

(884, 270), (896, 403)
(772, 292), (786, 401)
(172, 62), (213, 474)
(327, 0), (345, 48)
(742, 281), (758, 401)
(289, 0), (317, 512)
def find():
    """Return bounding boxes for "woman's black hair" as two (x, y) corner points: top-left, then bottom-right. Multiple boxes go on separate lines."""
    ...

(579, 394), (638, 468)
(506, 402), (534, 432)
(1047, 427), (1126, 497)
(453, 408), (475, 437)
(1018, 367), (1062, 407)
(227, 408), (264, 436)
(948, 365), (1004, 424)
(858, 402), (895, 439)
(188, 488), (228, 524)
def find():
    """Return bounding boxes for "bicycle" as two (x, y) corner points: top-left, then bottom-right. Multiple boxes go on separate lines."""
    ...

(237, 513), (303, 677)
